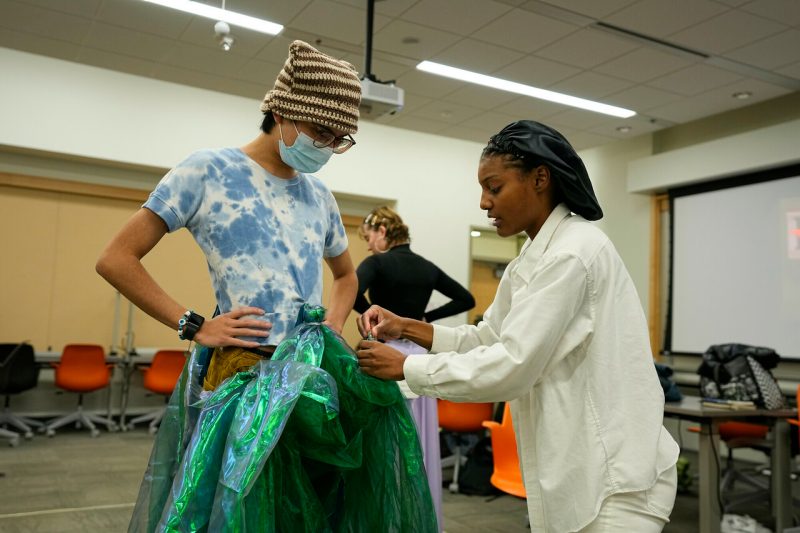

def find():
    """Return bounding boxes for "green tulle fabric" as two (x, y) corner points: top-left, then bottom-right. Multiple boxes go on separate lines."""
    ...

(129, 305), (437, 532)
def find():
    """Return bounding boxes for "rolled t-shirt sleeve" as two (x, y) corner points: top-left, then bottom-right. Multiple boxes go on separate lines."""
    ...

(142, 151), (208, 232)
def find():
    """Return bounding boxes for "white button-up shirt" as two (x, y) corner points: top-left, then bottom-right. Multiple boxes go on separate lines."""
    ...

(404, 204), (679, 532)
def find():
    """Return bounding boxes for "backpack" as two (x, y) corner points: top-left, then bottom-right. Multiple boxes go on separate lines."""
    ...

(697, 343), (786, 409)
(457, 436), (499, 496)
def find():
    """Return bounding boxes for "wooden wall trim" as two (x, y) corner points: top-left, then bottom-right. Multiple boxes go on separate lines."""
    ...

(648, 194), (669, 359)
(0, 172), (149, 202)
(341, 214), (363, 228)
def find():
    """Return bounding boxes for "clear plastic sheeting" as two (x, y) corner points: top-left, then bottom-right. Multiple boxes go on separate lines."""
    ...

(129, 305), (436, 532)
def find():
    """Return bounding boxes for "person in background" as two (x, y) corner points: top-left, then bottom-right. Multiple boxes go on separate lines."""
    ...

(356, 120), (679, 533)
(95, 41), (436, 532)
(355, 205), (475, 529)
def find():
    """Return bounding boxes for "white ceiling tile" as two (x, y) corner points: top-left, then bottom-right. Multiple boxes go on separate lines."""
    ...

(647, 63), (742, 95)
(668, 8), (787, 55)
(491, 55), (581, 87)
(13, 0), (100, 17)
(545, 108), (619, 130)
(646, 77), (791, 122)
(709, 77), (793, 103)
(254, 36), (300, 65)
(340, 54), (411, 81)
(605, 84), (684, 111)
(409, 99), (485, 125)
(493, 95), (566, 120)
(548, 71), (633, 99)
(84, 22), (175, 62)
(437, 125), (494, 145)
(522, 0), (639, 20)
(604, 0), (727, 38)
(233, 0), (314, 25)
(471, 9), (577, 54)
(96, 0), (192, 39)
(0, 26), (81, 62)
(234, 59), (285, 86)
(714, 0), (750, 6)
(374, 19), (461, 61)
(333, 0), (419, 18)
(563, 131), (616, 151)
(394, 69), (464, 98)
(162, 42), (251, 78)
(594, 47), (695, 83)
(385, 114), (451, 134)
(443, 85), (520, 110)
(290, 0), (390, 45)
(396, 91), (434, 113)
(725, 29), (800, 70)
(536, 28), (637, 68)
(0, 1), (93, 44)
(587, 114), (671, 138)
(400, 0), (512, 36)
(433, 38), (523, 73)
(459, 110), (523, 132)
(740, 0), (800, 27)
(778, 61), (800, 79)
(75, 47), (158, 78)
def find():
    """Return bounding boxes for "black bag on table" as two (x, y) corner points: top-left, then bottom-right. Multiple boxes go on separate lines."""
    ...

(697, 343), (786, 409)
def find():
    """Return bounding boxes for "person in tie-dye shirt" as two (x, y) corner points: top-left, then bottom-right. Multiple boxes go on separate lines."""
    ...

(96, 40), (363, 383)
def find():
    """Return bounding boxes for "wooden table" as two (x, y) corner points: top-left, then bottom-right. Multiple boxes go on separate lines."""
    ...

(664, 396), (796, 533)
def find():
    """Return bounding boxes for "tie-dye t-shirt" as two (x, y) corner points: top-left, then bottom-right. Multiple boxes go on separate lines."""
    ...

(143, 147), (348, 345)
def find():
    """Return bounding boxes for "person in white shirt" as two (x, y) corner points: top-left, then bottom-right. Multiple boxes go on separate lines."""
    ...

(356, 120), (680, 533)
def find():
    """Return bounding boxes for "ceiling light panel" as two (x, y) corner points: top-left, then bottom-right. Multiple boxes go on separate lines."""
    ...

(416, 61), (636, 118)
(140, 0), (283, 35)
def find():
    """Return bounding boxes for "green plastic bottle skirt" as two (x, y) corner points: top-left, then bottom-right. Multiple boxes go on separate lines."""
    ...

(128, 305), (437, 532)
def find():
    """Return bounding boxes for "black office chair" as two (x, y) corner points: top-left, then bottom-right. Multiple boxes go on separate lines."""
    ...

(0, 342), (43, 442)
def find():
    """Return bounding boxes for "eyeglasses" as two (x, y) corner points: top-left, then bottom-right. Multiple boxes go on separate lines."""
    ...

(306, 123), (356, 154)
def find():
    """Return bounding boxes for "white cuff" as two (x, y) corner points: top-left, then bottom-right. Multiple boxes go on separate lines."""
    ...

(430, 324), (457, 353)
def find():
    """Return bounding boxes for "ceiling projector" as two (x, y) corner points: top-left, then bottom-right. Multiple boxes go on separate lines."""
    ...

(360, 78), (404, 119)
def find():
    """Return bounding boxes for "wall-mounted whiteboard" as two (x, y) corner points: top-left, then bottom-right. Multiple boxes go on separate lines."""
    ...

(667, 164), (800, 359)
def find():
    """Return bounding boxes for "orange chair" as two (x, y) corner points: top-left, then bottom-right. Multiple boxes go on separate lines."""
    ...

(687, 420), (770, 510)
(438, 399), (495, 493)
(43, 344), (118, 437)
(127, 350), (186, 434)
(482, 403), (527, 498)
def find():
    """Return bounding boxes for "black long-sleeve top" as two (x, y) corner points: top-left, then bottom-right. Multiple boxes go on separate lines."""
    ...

(354, 244), (475, 322)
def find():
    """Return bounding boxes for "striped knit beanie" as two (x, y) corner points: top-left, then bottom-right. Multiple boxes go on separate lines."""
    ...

(260, 40), (362, 134)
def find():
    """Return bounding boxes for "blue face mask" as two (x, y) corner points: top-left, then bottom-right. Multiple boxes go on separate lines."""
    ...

(278, 121), (334, 174)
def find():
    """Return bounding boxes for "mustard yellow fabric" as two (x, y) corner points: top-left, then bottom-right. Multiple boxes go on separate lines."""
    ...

(203, 346), (263, 391)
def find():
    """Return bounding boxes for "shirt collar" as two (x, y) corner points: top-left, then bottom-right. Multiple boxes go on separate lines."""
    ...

(522, 203), (572, 260)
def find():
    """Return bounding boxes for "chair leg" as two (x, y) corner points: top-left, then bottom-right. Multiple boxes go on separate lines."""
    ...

(43, 392), (119, 437)
(43, 410), (81, 436)
(82, 411), (118, 434)
(148, 407), (166, 435)
(1, 427), (20, 447)
(128, 409), (160, 428)
(449, 447), (462, 494)
(0, 410), (44, 439)
(127, 406), (166, 435)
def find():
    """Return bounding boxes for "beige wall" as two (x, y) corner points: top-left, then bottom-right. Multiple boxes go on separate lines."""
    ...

(0, 182), (215, 353)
